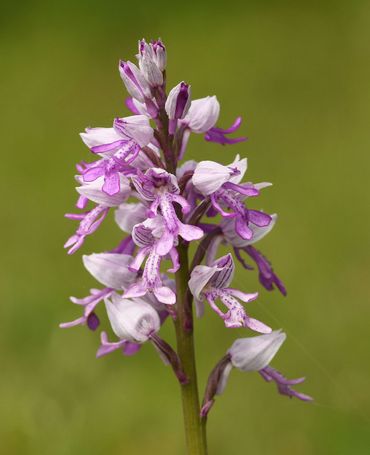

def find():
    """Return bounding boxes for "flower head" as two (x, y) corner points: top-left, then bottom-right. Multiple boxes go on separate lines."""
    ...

(62, 38), (310, 426)
(189, 254), (271, 332)
(201, 331), (311, 417)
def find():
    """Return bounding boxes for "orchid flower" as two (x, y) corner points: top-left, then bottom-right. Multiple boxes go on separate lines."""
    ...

(62, 38), (311, 454)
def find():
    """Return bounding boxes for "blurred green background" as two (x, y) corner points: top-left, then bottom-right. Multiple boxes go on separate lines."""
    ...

(1, 0), (370, 453)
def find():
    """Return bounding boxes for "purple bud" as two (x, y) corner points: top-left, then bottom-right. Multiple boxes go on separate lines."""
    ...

(165, 82), (191, 121)
(119, 60), (152, 103)
(138, 38), (167, 72)
(138, 40), (164, 87)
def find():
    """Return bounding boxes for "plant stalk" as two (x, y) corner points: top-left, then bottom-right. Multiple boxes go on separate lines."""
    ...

(174, 243), (208, 455)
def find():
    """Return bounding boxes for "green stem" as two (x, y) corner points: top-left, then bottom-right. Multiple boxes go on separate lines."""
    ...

(175, 243), (208, 455)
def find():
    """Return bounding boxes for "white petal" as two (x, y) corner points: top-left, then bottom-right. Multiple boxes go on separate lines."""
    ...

(228, 155), (248, 184)
(80, 128), (121, 149)
(105, 294), (160, 342)
(228, 330), (286, 372)
(115, 203), (148, 233)
(183, 96), (220, 133)
(216, 362), (233, 395)
(222, 214), (277, 248)
(76, 175), (131, 207)
(115, 115), (153, 147)
(188, 264), (220, 300)
(192, 161), (232, 195)
(83, 253), (135, 289)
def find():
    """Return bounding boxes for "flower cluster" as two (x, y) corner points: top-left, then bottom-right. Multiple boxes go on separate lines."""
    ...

(62, 38), (311, 424)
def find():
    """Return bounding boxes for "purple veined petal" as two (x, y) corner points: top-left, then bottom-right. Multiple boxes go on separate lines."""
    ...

(96, 332), (128, 358)
(153, 286), (176, 305)
(165, 81), (192, 121)
(215, 116), (243, 134)
(102, 172), (121, 196)
(210, 193), (236, 218)
(91, 139), (127, 154)
(151, 39), (166, 71)
(228, 155), (247, 184)
(147, 197), (160, 216)
(138, 46), (164, 87)
(259, 366), (313, 402)
(110, 236), (136, 255)
(144, 98), (159, 118)
(158, 195), (179, 233)
(155, 230), (175, 256)
(178, 128), (191, 160)
(64, 233), (80, 247)
(245, 317), (272, 334)
(171, 194), (191, 214)
(204, 117), (247, 145)
(123, 342), (142, 356)
(125, 97), (141, 114)
(194, 298), (205, 318)
(205, 235), (224, 266)
(80, 127), (122, 150)
(132, 222), (155, 247)
(259, 272), (286, 295)
(59, 316), (86, 329)
(235, 216), (253, 240)
(254, 182), (273, 191)
(129, 248), (148, 272)
(248, 210), (272, 227)
(178, 222), (204, 242)
(288, 391), (313, 401)
(87, 209), (110, 235)
(65, 205), (110, 254)
(87, 312), (100, 331)
(167, 248), (180, 273)
(205, 292), (227, 319)
(70, 288), (113, 310)
(233, 247), (254, 270)
(77, 175), (131, 207)
(119, 60), (152, 102)
(64, 235), (85, 255)
(114, 115), (153, 148)
(225, 214), (277, 248)
(210, 254), (235, 289)
(131, 174), (156, 201)
(188, 265), (221, 301)
(122, 281), (147, 299)
(227, 289), (259, 303)
(223, 182), (259, 197)
(245, 245), (287, 296)
(222, 299), (249, 329)
(76, 195), (88, 209)
(83, 165), (105, 182)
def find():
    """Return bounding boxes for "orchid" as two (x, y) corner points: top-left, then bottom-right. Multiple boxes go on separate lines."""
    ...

(62, 38), (311, 455)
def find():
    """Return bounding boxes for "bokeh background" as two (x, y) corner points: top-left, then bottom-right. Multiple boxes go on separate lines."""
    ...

(1, 0), (370, 453)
